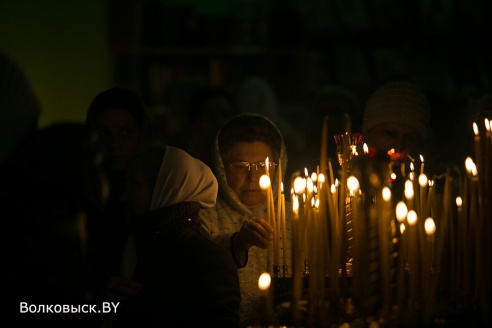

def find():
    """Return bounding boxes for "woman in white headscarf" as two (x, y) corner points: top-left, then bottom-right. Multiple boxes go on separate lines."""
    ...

(108, 144), (240, 328)
(199, 113), (292, 326)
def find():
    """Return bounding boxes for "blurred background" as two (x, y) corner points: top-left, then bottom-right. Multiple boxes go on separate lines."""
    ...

(1, 0), (491, 150)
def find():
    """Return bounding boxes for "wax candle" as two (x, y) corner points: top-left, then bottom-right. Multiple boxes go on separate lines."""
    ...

(260, 174), (273, 271)
(258, 272), (274, 324)
(407, 210), (418, 320)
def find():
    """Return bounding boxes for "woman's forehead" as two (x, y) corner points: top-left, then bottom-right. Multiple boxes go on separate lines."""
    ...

(226, 141), (272, 159)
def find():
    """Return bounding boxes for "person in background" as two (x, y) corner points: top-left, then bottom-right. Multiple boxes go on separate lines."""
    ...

(83, 87), (153, 312)
(199, 113), (291, 326)
(1, 123), (102, 327)
(361, 80), (435, 170)
(108, 144), (240, 327)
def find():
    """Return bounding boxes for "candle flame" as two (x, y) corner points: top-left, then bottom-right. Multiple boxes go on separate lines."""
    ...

(465, 157), (475, 173)
(400, 223), (406, 234)
(420, 154), (424, 162)
(311, 172), (317, 182)
(330, 184), (336, 194)
(410, 162), (414, 172)
(473, 122), (479, 136)
(486, 118), (491, 132)
(304, 167), (309, 178)
(259, 174), (271, 190)
(258, 272), (271, 291)
(318, 173), (325, 183)
(293, 195), (299, 214)
(456, 196), (462, 207)
(363, 143), (368, 154)
(407, 210), (418, 225)
(307, 178), (314, 193)
(293, 176), (306, 194)
(347, 176), (359, 192)
(424, 217), (436, 235)
(404, 180), (414, 200)
(390, 172), (397, 180)
(396, 201), (408, 222)
(418, 174), (428, 187)
(382, 187), (391, 202)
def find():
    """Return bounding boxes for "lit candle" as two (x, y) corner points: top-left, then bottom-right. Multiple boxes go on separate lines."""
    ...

(420, 154), (425, 175)
(281, 183), (287, 271)
(423, 217), (436, 322)
(380, 186), (392, 312)
(473, 122), (482, 184)
(291, 194), (302, 324)
(407, 210), (418, 319)
(258, 272), (274, 323)
(419, 174), (428, 220)
(260, 174), (273, 271)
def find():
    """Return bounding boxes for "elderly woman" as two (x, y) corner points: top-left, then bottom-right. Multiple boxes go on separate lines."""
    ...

(199, 113), (291, 325)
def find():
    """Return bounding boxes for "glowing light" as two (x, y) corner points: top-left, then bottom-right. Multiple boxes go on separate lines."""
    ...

(259, 175), (271, 190)
(473, 122), (479, 136)
(456, 196), (462, 207)
(293, 176), (306, 194)
(311, 172), (317, 182)
(404, 180), (414, 200)
(400, 223), (406, 234)
(307, 178), (314, 193)
(418, 174), (428, 187)
(318, 173), (325, 183)
(347, 176), (360, 193)
(425, 217), (436, 235)
(292, 196), (299, 214)
(258, 272), (271, 291)
(407, 210), (418, 225)
(396, 201), (408, 222)
(382, 187), (391, 202)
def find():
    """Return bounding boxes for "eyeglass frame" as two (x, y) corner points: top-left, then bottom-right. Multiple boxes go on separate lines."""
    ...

(226, 161), (278, 175)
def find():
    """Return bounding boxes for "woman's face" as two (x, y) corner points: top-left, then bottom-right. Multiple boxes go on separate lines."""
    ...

(365, 122), (422, 157)
(96, 107), (141, 171)
(224, 141), (275, 209)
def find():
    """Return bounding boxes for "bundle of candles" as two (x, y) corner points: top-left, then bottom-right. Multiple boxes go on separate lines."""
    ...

(258, 116), (492, 327)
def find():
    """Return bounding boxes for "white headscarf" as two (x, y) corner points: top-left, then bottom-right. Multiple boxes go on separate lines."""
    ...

(150, 145), (218, 210)
(122, 145), (217, 279)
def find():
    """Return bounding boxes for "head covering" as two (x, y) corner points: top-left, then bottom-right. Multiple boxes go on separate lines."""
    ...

(362, 81), (431, 138)
(212, 113), (287, 214)
(150, 145), (218, 210)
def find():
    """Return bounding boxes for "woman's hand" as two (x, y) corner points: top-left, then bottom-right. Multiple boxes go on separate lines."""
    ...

(105, 276), (143, 302)
(234, 217), (273, 253)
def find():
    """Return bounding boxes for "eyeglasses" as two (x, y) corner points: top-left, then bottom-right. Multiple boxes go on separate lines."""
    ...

(227, 161), (277, 175)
